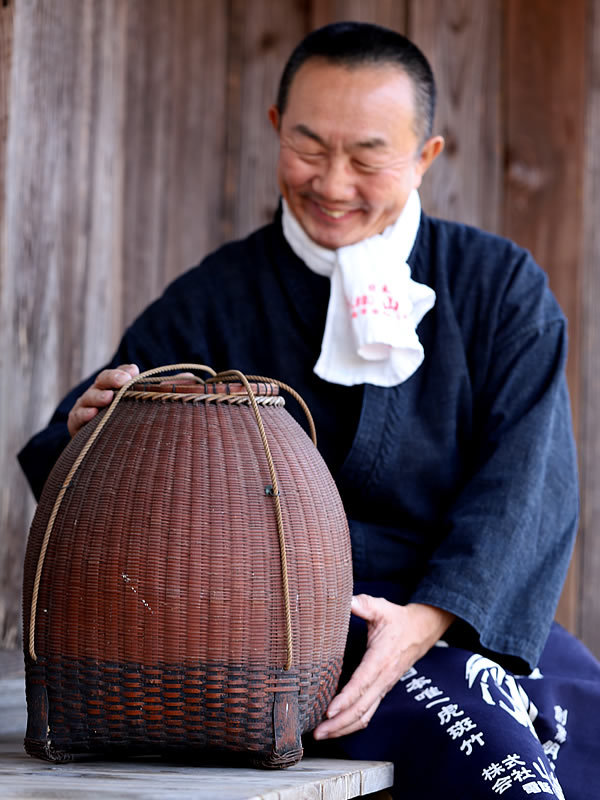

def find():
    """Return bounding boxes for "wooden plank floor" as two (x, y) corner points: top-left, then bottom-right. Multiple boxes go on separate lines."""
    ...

(0, 651), (392, 799)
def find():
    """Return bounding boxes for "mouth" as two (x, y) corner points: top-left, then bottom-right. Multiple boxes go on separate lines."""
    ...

(318, 206), (348, 219)
(309, 199), (361, 222)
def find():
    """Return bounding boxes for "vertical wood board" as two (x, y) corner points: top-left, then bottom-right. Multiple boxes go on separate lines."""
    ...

(75, 0), (128, 379)
(579, 0), (600, 657)
(502, 0), (585, 422)
(1, 0), (123, 647)
(409, 0), (502, 233)
(0, 2), (13, 234)
(310, 0), (407, 31)
(121, 0), (229, 327)
(162, 1), (229, 284)
(227, 0), (306, 240)
(0, 0), (16, 647)
(502, 0), (587, 635)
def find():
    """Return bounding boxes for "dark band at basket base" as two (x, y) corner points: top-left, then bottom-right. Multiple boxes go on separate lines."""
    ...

(24, 655), (343, 767)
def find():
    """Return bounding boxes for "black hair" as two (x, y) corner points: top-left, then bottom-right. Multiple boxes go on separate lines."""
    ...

(276, 22), (436, 143)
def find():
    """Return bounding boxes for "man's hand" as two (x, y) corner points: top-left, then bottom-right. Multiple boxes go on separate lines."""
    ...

(313, 595), (455, 740)
(67, 364), (140, 437)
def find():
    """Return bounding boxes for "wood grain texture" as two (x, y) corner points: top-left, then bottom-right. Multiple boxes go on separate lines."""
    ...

(409, 0), (502, 233)
(0, 0), (16, 648)
(310, 0), (407, 30)
(0, 2), (12, 230)
(579, 0), (600, 657)
(121, 0), (228, 326)
(226, 0), (306, 240)
(2, 1), (103, 647)
(503, 0), (585, 429)
(502, 0), (587, 637)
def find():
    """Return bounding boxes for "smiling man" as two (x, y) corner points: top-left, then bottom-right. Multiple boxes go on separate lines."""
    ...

(269, 58), (442, 250)
(19, 22), (600, 798)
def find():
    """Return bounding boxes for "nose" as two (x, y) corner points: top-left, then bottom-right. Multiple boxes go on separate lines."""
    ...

(312, 157), (356, 202)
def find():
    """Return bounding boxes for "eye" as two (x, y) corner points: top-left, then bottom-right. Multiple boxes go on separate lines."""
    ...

(300, 150), (325, 160)
(353, 159), (381, 173)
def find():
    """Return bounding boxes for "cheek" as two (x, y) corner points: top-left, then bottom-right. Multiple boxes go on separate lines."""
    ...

(278, 153), (316, 190)
(362, 172), (414, 211)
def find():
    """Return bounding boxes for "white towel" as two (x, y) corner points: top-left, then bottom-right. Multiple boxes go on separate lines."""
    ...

(282, 191), (435, 387)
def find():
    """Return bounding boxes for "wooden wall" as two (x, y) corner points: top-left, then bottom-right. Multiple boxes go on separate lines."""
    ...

(0, 0), (16, 647)
(1, 0), (598, 658)
(581, 0), (600, 652)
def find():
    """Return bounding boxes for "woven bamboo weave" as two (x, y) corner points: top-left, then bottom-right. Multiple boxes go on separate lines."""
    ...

(22, 367), (352, 768)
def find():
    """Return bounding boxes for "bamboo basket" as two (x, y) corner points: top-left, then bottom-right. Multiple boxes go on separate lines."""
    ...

(22, 365), (352, 767)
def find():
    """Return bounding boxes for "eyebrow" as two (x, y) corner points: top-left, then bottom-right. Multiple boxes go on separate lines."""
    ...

(292, 123), (387, 150)
(293, 124), (326, 146)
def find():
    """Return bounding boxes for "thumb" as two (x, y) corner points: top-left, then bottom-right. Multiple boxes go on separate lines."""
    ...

(351, 593), (380, 622)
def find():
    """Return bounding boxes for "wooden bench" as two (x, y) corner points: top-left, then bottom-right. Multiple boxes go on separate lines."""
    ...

(0, 652), (393, 799)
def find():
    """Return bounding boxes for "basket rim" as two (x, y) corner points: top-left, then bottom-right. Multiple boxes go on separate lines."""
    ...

(129, 380), (280, 396)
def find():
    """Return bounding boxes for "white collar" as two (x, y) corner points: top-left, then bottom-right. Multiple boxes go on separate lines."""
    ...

(281, 192), (435, 388)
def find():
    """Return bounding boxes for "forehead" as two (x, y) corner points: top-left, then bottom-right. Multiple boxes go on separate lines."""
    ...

(282, 59), (418, 137)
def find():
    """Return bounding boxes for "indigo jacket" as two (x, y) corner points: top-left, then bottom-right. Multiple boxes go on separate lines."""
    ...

(19, 211), (578, 672)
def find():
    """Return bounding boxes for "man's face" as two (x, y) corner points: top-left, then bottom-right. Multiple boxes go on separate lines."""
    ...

(269, 60), (443, 250)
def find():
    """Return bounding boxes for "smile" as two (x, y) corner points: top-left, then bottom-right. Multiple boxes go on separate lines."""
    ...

(320, 207), (347, 218)
(316, 204), (356, 219)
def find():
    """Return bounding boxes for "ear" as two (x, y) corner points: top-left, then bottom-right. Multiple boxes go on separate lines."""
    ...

(268, 105), (281, 133)
(414, 135), (445, 185)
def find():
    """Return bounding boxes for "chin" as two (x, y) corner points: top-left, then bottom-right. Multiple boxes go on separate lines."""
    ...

(302, 218), (367, 250)
(312, 229), (366, 249)
(309, 231), (348, 249)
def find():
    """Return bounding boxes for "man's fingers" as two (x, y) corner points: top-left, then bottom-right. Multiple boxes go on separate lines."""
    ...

(68, 365), (140, 437)
(314, 695), (382, 740)
(314, 601), (454, 742)
(74, 405), (100, 424)
(315, 639), (395, 738)
(326, 643), (384, 718)
(350, 593), (378, 621)
(94, 364), (139, 389)
(68, 404), (100, 437)
(85, 387), (115, 406)
(71, 387), (115, 419)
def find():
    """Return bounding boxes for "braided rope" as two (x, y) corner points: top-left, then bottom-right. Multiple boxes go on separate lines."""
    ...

(28, 364), (217, 661)
(134, 374), (205, 385)
(208, 375), (317, 447)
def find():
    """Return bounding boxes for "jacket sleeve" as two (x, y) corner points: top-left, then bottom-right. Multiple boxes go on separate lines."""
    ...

(410, 255), (578, 672)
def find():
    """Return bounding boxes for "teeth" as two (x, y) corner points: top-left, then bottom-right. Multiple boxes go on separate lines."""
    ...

(319, 207), (347, 218)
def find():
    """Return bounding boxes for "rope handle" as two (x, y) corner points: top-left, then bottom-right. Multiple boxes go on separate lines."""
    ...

(28, 364), (309, 672)
(208, 373), (317, 448)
